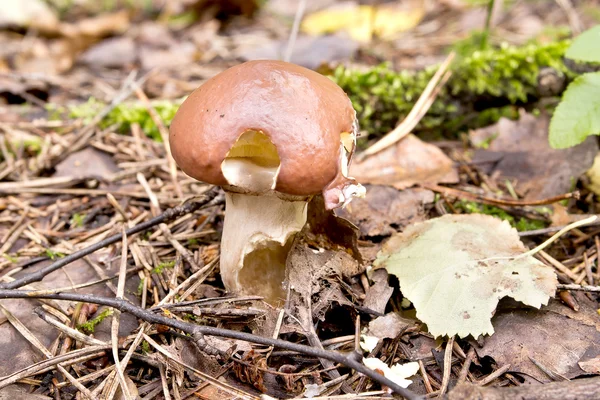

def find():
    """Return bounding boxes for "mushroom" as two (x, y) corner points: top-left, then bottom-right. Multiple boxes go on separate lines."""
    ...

(169, 60), (365, 304)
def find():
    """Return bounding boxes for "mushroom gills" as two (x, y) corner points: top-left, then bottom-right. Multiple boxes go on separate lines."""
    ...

(221, 130), (280, 193)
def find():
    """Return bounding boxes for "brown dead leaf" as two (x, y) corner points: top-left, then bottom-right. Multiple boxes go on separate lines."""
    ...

(139, 42), (197, 71)
(10, 11), (131, 74)
(478, 299), (600, 383)
(337, 185), (434, 237)
(58, 10), (130, 38)
(351, 134), (458, 190)
(0, 254), (140, 377)
(53, 148), (120, 180)
(177, 338), (223, 382)
(287, 244), (358, 306)
(471, 111), (598, 200)
(579, 357), (600, 374)
(114, 375), (139, 400)
(544, 291), (600, 332)
(287, 204), (362, 322)
(0, 385), (51, 400)
(367, 311), (416, 340)
(233, 351), (268, 392)
(79, 37), (137, 68)
(363, 269), (393, 314)
(403, 334), (437, 361)
(304, 194), (363, 266)
(240, 34), (359, 70)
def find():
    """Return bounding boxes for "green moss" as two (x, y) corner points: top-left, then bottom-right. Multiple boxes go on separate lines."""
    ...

(140, 340), (150, 354)
(50, 98), (183, 141)
(455, 200), (547, 231)
(70, 213), (85, 228)
(450, 30), (489, 57)
(44, 0), (154, 17)
(136, 278), (145, 296)
(77, 309), (113, 334)
(2, 254), (18, 264)
(45, 249), (65, 260)
(153, 260), (175, 274)
(331, 40), (572, 139)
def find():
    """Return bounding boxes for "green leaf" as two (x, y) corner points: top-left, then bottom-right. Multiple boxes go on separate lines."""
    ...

(374, 214), (557, 338)
(566, 25), (600, 63)
(549, 72), (600, 149)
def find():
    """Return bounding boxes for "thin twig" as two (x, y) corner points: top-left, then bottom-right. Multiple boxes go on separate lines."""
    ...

(457, 347), (476, 384)
(418, 360), (434, 394)
(475, 363), (511, 386)
(0, 345), (110, 389)
(133, 86), (183, 199)
(421, 183), (580, 207)
(0, 289), (422, 400)
(480, 216), (597, 263)
(438, 336), (454, 397)
(555, 0), (583, 34)
(0, 187), (222, 289)
(557, 283), (600, 292)
(33, 307), (108, 346)
(283, 0), (307, 62)
(111, 228), (133, 400)
(360, 52), (455, 159)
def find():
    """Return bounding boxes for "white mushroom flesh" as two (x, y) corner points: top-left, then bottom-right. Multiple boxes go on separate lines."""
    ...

(220, 130), (306, 304)
(220, 192), (307, 304)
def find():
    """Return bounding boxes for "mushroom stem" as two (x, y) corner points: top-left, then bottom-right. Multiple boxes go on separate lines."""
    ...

(220, 191), (308, 305)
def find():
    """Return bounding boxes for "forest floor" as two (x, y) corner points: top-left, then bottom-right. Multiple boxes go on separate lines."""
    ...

(1, 0), (600, 399)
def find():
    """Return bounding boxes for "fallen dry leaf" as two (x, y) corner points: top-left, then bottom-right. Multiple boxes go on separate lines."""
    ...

(579, 357), (600, 374)
(287, 244), (358, 322)
(53, 148), (120, 180)
(363, 269), (394, 315)
(0, 254), (139, 377)
(240, 34), (358, 70)
(58, 10), (130, 38)
(79, 36), (137, 68)
(285, 195), (364, 325)
(302, 2), (425, 43)
(9, 11), (131, 74)
(139, 42), (197, 71)
(351, 134), (458, 190)
(367, 311), (416, 340)
(114, 375), (139, 400)
(375, 214), (558, 338)
(470, 111), (598, 200)
(0, 74), (48, 105)
(337, 185), (434, 237)
(479, 298), (600, 383)
(0, 385), (51, 399)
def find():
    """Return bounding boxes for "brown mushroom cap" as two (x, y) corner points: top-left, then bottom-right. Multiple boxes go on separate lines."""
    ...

(169, 60), (357, 198)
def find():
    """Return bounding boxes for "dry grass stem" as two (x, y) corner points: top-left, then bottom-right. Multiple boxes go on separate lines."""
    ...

(361, 52), (455, 158)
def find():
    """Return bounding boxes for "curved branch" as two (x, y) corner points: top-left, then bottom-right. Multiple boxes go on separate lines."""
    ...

(0, 289), (422, 400)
